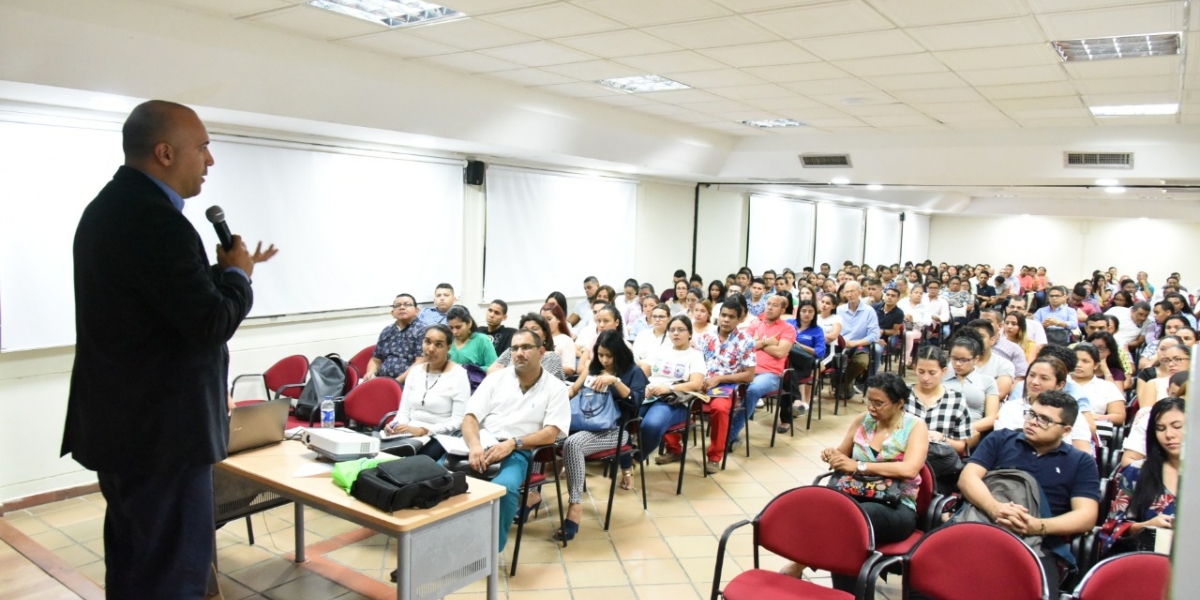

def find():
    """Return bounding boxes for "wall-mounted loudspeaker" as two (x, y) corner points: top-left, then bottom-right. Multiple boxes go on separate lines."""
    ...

(464, 160), (485, 185)
(900, 212), (907, 222)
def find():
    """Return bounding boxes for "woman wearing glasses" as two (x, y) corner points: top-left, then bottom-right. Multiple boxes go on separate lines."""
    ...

(944, 329), (1000, 445)
(1123, 344), (1191, 467)
(637, 315), (706, 465)
(633, 304), (672, 363)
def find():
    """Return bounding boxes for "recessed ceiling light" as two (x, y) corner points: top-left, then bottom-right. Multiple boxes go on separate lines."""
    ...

(1105, 186), (1126, 194)
(596, 75), (690, 93)
(742, 118), (806, 129)
(1095, 178), (1119, 186)
(866, 184), (883, 191)
(831, 177), (850, 185)
(1051, 32), (1180, 62)
(1090, 104), (1178, 116)
(308, 0), (465, 27)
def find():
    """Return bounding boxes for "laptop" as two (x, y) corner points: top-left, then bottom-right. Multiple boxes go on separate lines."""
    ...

(227, 398), (289, 455)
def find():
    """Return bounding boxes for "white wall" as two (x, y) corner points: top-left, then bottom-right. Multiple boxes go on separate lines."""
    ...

(928, 215), (1200, 286)
(694, 187), (749, 283)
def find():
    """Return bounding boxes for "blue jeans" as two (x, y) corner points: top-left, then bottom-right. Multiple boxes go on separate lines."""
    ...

(729, 372), (780, 443)
(492, 450), (531, 552)
(621, 401), (689, 468)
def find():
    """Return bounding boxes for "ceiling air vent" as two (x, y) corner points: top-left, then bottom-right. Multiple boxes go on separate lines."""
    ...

(1063, 151), (1133, 169)
(800, 154), (852, 168)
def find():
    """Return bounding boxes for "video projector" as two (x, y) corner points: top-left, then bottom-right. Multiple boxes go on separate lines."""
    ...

(302, 428), (380, 462)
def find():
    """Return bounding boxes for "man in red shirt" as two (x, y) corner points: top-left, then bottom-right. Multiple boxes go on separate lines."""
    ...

(728, 295), (796, 449)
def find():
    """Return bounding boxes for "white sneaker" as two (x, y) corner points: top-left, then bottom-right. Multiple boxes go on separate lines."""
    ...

(756, 399), (765, 409)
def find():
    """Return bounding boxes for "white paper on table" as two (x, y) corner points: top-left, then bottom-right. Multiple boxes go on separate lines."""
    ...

(436, 430), (500, 456)
(293, 462), (335, 478)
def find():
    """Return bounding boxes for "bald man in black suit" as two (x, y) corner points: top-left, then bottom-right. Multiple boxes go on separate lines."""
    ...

(62, 100), (276, 599)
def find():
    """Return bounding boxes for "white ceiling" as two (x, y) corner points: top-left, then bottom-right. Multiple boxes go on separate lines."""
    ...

(167, 0), (1197, 137)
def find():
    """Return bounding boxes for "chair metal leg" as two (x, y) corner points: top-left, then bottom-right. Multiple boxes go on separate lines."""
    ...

(676, 420), (688, 495)
(245, 515), (255, 546)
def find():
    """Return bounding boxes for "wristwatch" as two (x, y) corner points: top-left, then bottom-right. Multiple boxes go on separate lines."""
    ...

(513, 437), (524, 449)
(856, 461), (867, 473)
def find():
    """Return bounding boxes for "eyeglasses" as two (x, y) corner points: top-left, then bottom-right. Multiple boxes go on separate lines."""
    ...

(511, 344), (539, 354)
(950, 356), (974, 364)
(866, 400), (890, 409)
(392, 302), (415, 309)
(1048, 293), (1064, 298)
(1161, 356), (1190, 365)
(652, 314), (668, 320)
(1023, 409), (1066, 429)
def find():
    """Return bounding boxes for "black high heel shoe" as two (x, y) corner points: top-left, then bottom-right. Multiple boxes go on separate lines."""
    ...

(514, 500), (542, 524)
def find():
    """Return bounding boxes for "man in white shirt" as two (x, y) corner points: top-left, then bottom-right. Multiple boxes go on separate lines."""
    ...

(925, 280), (952, 339)
(462, 329), (571, 552)
(569, 276), (599, 328)
(1007, 296), (1047, 346)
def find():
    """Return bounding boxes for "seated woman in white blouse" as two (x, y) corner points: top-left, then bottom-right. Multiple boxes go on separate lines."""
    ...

(383, 324), (470, 460)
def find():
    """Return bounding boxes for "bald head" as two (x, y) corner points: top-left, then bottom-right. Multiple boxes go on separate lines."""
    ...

(843, 280), (862, 303)
(122, 100), (213, 199)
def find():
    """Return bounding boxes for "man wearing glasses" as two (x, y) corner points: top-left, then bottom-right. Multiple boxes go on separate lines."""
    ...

(363, 293), (427, 384)
(958, 390), (1100, 596)
(1034, 285), (1079, 345)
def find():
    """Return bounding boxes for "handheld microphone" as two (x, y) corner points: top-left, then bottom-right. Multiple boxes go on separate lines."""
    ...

(205, 205), (234, 251)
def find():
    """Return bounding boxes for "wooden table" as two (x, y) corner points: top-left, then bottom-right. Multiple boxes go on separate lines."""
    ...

(217, 440), (506, 599)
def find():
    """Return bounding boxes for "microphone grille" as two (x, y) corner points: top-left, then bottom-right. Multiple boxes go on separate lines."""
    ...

(205, 205), (225, 224)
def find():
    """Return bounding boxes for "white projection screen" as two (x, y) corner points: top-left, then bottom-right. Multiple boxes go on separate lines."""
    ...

(747, 194), (815, 275)
(0, 115), (465, 351)
(902, 212), (931, 265)
(814, 203), (865, 269)
(484, 166), (637, 302)
(864, 208), (903, 266)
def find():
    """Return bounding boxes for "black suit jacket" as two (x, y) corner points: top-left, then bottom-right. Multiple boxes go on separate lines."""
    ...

(62, 166), (253, 472)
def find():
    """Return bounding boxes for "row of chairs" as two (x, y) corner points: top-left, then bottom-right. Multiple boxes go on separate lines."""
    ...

(711, 482), (1170, 600)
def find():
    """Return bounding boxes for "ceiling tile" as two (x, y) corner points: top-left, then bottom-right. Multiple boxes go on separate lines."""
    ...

(1015, 117), (1096, 127)
(698, 41), (821, 67)
(859, 114), (941, 127)
(534, 81), (622, 97)
(405, 18), (537, 50)
(164, 0), (293, 18)
(867, 0), (1028, 27)
(864, 72), (970, 91)
(784, 78), (880, 95)
(481, 3), (624, 38)
(630, 103), (708, 116)
(745, 1), (895, 39)
(615, 51), (728, 74)
(419, 52), (525, 73)
(974, 81), (1079, 99)
(665, 110), (726, 123)
(436, 0), (558, 14)
(573, 0), (732, 27)
(585, 94), (660, 107)
(958, 65), (1067, 86)
(811, 91), (900, 107)
(1072, 75), (1181, 95)
(646, 17), (779, 49)
(710, 84), (797, 100)
(840, 103), (921, 116)
(540, 60), (645, 81)
(555, 30), (681, 58)
(339, 30), (460, 58)
(1082, 91), (1181, 106)
(1025, 0), (1167, 13)
(798, 30), (925, 61)
(945, 119), (1019, 129)
(1003, 107), (1093, 119)
(666, 69), (766, 88)
(640, 89), (727, 104)
(893, 88), (985, 103)
(711, 0), (832, 10)
(991, 96), (1084, 111)
(1035, 3), (1186, 41)
(774, 106), (852, 119)
(744, 95), (825, 110)
(834, 53), (948, 77)
(884, 124), (951, 132)
(242, 5), (386, 40)
(483, 68), (577, 87)
(478, 41), (597, 67)
(934, 44), (1062, 71)
(743, 62), (851, 83)
(924, 107), (1011, 122)
(1064, 56), (1182, 80)
(718, 110), (790, 122)
(800, 117), (870, 127)
(907, 17), (1046, 51)
(1094, 115), (1180, 126)
(916, 100), (1003, 114)
(681, 99), (758, 113)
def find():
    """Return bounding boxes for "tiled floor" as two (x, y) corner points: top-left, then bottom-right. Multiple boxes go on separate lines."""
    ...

(2, 393), (907, 600)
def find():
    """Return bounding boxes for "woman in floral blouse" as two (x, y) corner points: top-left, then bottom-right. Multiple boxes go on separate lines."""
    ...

(1103, 397), (1183, 554)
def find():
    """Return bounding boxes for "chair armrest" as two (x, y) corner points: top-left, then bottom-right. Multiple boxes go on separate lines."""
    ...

(275, 383), (305, 399)
(712, 519), (753, 600)
(812, 470), (838, 486)
(376, 411), (398, 431)
(856, 551), (889, 600)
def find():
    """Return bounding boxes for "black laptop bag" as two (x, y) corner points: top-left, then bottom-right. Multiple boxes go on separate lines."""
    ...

(350, 455), (468, 512)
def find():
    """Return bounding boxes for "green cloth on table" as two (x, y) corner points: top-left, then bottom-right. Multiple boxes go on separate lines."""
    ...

(332, 455), (399, 493)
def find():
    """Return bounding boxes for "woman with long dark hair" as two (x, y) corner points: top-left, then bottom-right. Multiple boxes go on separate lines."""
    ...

(540, 302), (577, 377)
(1103, 397), (1184, 553)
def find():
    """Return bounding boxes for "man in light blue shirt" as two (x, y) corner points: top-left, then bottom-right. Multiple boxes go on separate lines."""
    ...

(1034, 285), (1078, 341)
(417, 283), (455, 326)
(835, 281), (880, 399)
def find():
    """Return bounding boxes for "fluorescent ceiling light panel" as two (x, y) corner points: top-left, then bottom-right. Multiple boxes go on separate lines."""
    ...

(595, 75), (691, 93)
(1051, 33), (1180, 62)
(742, 118), (806, 128)
(308, 0), (464, 28)
(1089, 103), (1178, 116)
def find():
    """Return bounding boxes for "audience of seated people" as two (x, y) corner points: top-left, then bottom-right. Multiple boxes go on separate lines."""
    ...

(355, 262), (1193, 592)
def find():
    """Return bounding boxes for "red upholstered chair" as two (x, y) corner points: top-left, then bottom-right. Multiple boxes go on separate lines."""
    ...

(342, 377), (401, 431)
(901, 522), (1048, 600)
(342, 363), (360, 396)
(231, 355), (309, 402)
(509, 445), (564, 577)
(815, 336), (848, 414)
(349, 345), (375, 379)
(1066, 552), (1170, 600)
(711, 485), (881, 600)
(582, 417), (647, 530)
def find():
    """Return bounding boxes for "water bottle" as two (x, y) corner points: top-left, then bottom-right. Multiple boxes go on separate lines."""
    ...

(320, 396), (335, 429)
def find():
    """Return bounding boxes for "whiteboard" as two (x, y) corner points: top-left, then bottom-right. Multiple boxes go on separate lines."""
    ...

(0, 116), (464, 351)
(814, 203), (865, 269)
(747, 194), (814, 275)
(484, 166), (636, 302)
(864, 208), (903, 267)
